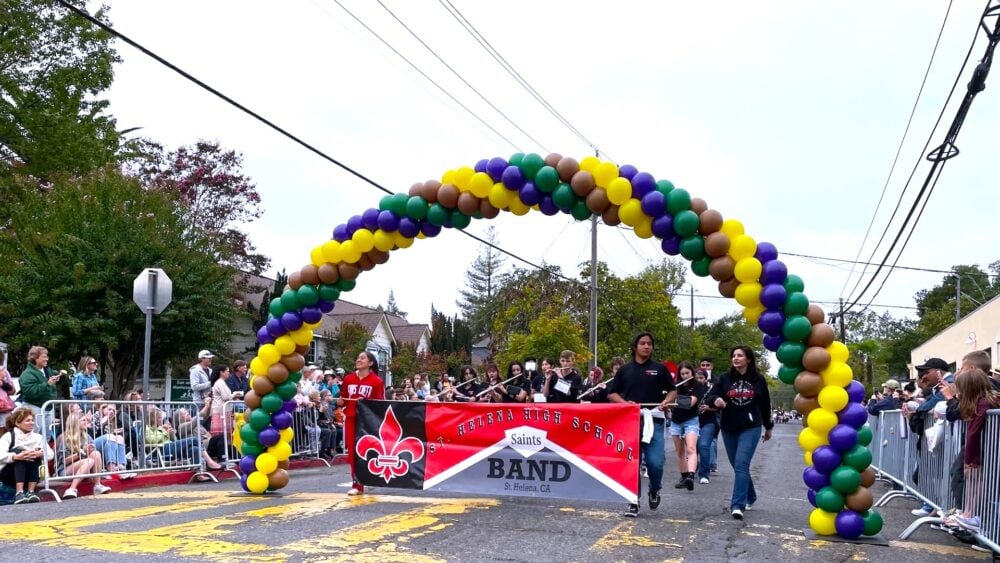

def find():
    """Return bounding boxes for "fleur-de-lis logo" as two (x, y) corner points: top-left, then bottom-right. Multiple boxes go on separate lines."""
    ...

(357, 406), (425, 483)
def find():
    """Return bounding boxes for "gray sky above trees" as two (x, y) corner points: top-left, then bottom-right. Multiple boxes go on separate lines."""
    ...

(103, 1), (999, 326)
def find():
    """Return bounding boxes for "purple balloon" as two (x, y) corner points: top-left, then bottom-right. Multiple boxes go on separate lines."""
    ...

(332, 224), (349, 242)
(838, 403), (868, 430)
(346, 215), (363, 234)
(846, 381), (866, 403)
(812, 446), (842, 475)
(631, 172), (657, 198)
(808, 488), (818, 507)
(256, 326), (275, 345)
(761, 260), (788, 285)
(282, 399), (298, 414)
(474, 158), (489, 173)
(519, 182), (541, 206)
(835, 510), (865, 540)
(828, 424), (859, 453)
(317, 300), (335, 313)
(755, 241), (779, 263)
(661, 236), (681, 256)
(618, 164), (639, 180)
(486, 157), (508, 182)
(420, 222), (441, 237)
(361, 208), (380, 230)
(266, 318), (286, 338)
(258, 426), (280, 448)
(757, 310), (785, 336)
(502, 165), (526, 190)
(760, 283), (788, 310)
(804, 466), (831, 490)
(763, 334), (784, 352)
(640, 190), (667, 217)
(271, 410), (293, 430)
(301, 306), (323, 324)
(377, 210), (400, 232)
(651, 214), (675, 238)
(398, 217), (420, 238)
(538, 196), (559, 216)
(240, 474), (250, 492)
(280, 311), (303, 331)
(239, 455), (257, 475)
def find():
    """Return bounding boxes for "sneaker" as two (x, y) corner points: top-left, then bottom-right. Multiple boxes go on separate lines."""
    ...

(119, 472), (137, 480)
(347, 484), (364, 496)
(641, 465), (648, 478)
(955, 516), (981, 533)
(732, 508), (744, 520)
(27, 491), (41, 503)
(63, 488), (78, 499)
(13, 491), (30, 505)
(911, 506), (933, 517)
(711, 467), (719, 474)
(674, 476), (687, 489)
(745, 503), (753, 511)
(623, 503), (639, 518)
(684, 475), (694, 491)
(699, 477), (710, 484)
(648, 490), (661, 510)
(94, 484), (112, 495)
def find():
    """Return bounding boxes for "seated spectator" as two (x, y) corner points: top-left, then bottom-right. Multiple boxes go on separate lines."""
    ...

(401, 378), (417, 400)
(0, 407), (51, 504)
(867, 379), (902, 415)
(54, 411), (112, 498)
(90, 402), (133, 477)
(144, 407), (202, 466)
(173, 398), (223, 472)
(314, 390), (337, 460)
(412, 373), (429, 400)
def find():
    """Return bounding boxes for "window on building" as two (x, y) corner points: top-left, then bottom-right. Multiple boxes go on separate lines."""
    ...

(305, 341), (317, 365)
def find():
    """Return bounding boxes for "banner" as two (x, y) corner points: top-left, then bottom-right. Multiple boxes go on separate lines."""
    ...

(354, 400), (639, 503)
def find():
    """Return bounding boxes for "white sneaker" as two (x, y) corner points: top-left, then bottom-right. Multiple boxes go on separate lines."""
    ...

(911, 506), (933, 517)
(699, 477), (710, 484)
(94, 484), (112, 495)
(63, 488), (78, 499)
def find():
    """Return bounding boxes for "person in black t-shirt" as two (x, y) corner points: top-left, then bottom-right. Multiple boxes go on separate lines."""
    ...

(580, 366), (609, 403)
(607, 332), (677, 517)
(695, 369), (720, 484)
(544, 350), (583, 403)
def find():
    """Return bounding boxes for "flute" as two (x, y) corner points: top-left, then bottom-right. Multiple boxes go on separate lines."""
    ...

(475, 374), (522, 398)
(428, 376), (476, 400)
(577, 376), (612, 400)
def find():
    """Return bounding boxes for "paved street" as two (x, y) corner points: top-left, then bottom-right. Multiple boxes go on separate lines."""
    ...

(0, 423), (987, 561)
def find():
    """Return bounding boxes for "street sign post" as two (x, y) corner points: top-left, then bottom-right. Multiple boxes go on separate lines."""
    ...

(133, 268), (173, 398)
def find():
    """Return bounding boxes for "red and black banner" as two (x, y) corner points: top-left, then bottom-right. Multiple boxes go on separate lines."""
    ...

(354, 400), (639, 503)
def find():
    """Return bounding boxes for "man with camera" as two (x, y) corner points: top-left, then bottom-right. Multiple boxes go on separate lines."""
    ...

(867, 379), (902, 415)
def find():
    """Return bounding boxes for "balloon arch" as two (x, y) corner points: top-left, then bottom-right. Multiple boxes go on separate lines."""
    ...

(234, 152), (882, 539)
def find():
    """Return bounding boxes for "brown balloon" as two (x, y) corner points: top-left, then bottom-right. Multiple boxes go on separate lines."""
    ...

(356, 253), (375, 271)
(408, 182), (423, 196)
(718, 277), (739, 298)
(806, 304), (826, 325)
(294, 344), (310, 355)
(243, 406), (253, 421)
(244, 390), (261, 409)
(277, 460), (290, 470)
(252, 376), (275, 396)
(267, 468), (290, 490)
(457, 192), (480, 215)
(601, 205), (621, 226)
(317, 263), (339, 284)
(793, 371), (823, 397)
(556, 157), (580, 181)
(570, 170), (596, 197)
(280, 353), (305, 373)
(544, 153), (563, 167)
(337, 262), (360, 281)
(585, 187), (611, 213)
(846, 487), (874, 512)
(802, 347), (832, 373)
(267, 363), (290, 384)
(860, 467), (876, 488)
(437, 184), (460, 208)
(479, 199), (500, 219)
(369, 249), (390, 265)
(709, 256), (736, 281)
(807, 323), (836, 348)
(699, 209), (724, 235)
(300, 264), (320, 285)
(704, 232), (731, 258)
(421, 180), (440, 203)
(794, 393), (820, 416)
(287, 270), (302, 290)
(690, 198), (708, 215)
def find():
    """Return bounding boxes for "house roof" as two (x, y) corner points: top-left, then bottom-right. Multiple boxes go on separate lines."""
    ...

(392, 324), (430, 348)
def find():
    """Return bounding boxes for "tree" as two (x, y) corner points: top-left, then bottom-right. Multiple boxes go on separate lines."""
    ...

(385, 290), (406, 319)
(495, 308), (590, 373)
(243, 270), (287, 355)
(0, 1), (121, 181)
(429, 306), (473, 357)
(390, 343), (447, 381)
(693, 313), (770, 375)
(490, 264), (583, 356)
(457, 226), (506, 340)
(0, 169), (240, 397)
(333, 321), (371, 365)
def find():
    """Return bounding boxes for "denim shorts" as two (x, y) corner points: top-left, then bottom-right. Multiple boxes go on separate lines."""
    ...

(669, 417), (700, 437)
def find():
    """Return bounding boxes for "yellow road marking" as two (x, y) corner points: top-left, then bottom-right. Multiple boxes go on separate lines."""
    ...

(591, 522), (683, 551)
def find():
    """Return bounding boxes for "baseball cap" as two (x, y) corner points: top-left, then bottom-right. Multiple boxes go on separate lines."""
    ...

(306, 365), (319, 372)
(881, 379), (900, 390)
(335, 368), (345, 375)
(323, 369), (334, 376)
(198, 350), (214, 359)
(915, 358), (949, 372)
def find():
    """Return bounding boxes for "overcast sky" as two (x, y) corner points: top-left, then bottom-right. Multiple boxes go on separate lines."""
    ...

(101, 1), (998, 333)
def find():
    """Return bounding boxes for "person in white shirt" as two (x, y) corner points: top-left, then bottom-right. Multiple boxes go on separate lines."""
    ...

(189, 350), (214, 404)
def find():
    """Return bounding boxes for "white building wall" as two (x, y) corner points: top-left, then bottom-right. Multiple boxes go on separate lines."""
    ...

(910, 294), (1000, 378)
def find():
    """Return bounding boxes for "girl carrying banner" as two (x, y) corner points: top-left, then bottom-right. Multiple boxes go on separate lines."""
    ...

(338, 351), (385, 496)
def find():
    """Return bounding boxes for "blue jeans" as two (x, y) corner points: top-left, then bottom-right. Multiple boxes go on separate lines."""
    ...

(149, 437), (201, 464)
(722, 426), (762, 510)
(710, 436), (718, 470)
(639, 417), (666, 494)
(94, 435), (127, 466)
(697, 421), (717, 478)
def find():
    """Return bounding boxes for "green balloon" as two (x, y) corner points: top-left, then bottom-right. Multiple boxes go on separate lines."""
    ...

(335, 278), (356, 292)
(571, 200), (592, 221)
(534, 166), (560, 193)
(519, 153), (545, 180)
(830, 465), (861, 495)
(276, 380), (298, 400)
(784, 292), (810, 316)
(390, 193), (409, 216)
(691, 256), (712, 278)
(508, 152), (525, 167)
(268, 297), (284, 318)
(318, 284), (341, 303)
(784, 274), (805, 294)
(857, 424), (873, 447)
(296, 284), (319, 307)
(260, 393), (284, 414)
(666, 188), (691, 214)
(427, 203), (449, 226)
(861, 510), (883, 536)
(239, 422), (261, 446)
(249, 408), (273, 430)
(815, 486), (845, 513)
(552, 183), (575, 209)
(378, 195), (394, 212)
(679, 236), (705, 261)
(782, 315), (812, 341)
(777, 365), (799, 385)
(656, 179), (674, 197)
(673, 210), (700, 237)
(843, 444), (873, 472)
(280, 289), (300, 311)
(289, 371), (303, 384)
(241, 442), (264, 457)
(776, 341), (806, 367)
(405, 196), (429, 220)
(450, 212), (471, 229)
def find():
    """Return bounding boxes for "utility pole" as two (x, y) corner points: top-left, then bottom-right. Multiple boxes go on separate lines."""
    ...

(688, 285), (704, 328)
(956, 274), (961, 322)
(838, 298), (846, 342)
(588, 151), (599, 369)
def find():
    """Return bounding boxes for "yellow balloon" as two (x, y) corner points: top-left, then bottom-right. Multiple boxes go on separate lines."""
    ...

(268, 440), (293, 462)
(820, 361), (853, 388)
(255, 452), (278, 474)
(728, 234), (757, 261)
(719, 218), (745, 239)
(804, 451), (813, 466)
(593, 162), (620, 188)
(393, 232), (414, 249)
(734, 257), (763, 283)
(817, 385), (849, 412)
(273, 335), (296, 355)
(734, 282), (763, 307)
(807, 407), (839, 435)
(352, 229), (375, 253)
(743, 304), (765, 324)
(579, 155), (600, 172)
(618, 198), (644, 227)
(246, 471), (269, 494)
(441, 169), (456, 185)
(373, 230), (395, 252)
(606, 177), (632, 206)
(309, 246), (324, 267)
(279, 427), (294, 443)
(827, 341), (850, 363)
(469, 172), (493, 198)
(321, 240), (342, 263)
(340, 240), (361, 263)
(798, 427), (829, 452)
(290, 328), (313, 346)
(258, 344), (280, 365)
(416, 231), (426, 240)
(454, 166), (475, 190)
(488, 183), (514, 209)
(633, 216), (653, 239)
(809, 508), (838, 536)
(302, 321), (321, 330)
(249, 357), (267, 377)
(508, 198), (530, 215)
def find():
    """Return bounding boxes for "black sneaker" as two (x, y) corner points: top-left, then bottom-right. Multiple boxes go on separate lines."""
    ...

(684, 474), (694, 491)
(13, 491), (29, 505)
(648, 490), (661, 510)
(673, 476), (686, 489)
(624, 503), (639, 518)
(27, 491), (41, 503)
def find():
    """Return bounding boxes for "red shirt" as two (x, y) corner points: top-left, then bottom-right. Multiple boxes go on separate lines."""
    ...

(340, 371), (385, 416)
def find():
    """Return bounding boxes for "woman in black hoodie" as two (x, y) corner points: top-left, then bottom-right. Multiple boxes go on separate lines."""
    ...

(704, 346), (773, 520)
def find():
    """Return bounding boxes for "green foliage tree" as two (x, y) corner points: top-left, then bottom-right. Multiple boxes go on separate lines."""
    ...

(692, 313), (770, 375)
(385, 290), (406, 319)
(457, 226), (506, 341)
(390, 342), (447, 382)
(490, 264), (583, 355)
(495, 307), (590, 373)
(333, 321), (371, 365)
(429, 306), (473, 357)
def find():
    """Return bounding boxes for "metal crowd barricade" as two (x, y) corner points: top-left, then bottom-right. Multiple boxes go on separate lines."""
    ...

(37, 399), (215, 502)
(970, 410), (1000, 554)
(871, 410), (911, 493)
(290, 406), (332, 467)
(218, 400), (244, 479)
